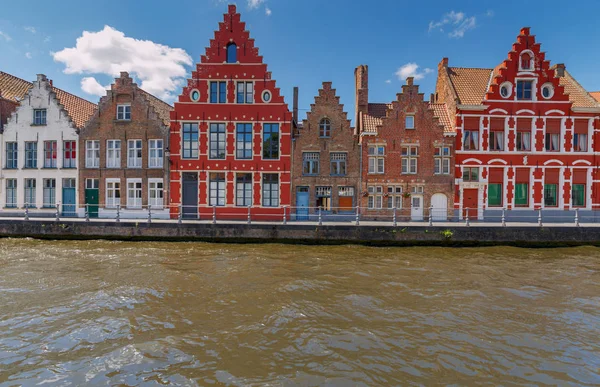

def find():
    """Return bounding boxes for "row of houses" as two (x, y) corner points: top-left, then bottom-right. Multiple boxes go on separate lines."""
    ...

(1, 5), (599, 221)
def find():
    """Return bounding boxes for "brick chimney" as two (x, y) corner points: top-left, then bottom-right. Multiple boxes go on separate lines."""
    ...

(293, 86), (299, 125)
(355, 65), (369, 125)
(555, 63), (566, 77)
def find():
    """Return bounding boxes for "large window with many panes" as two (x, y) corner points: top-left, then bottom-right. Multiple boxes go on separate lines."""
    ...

(182, 123), (199, 159)
(25, 142), (37, 169)
(236, 173), (253, 207)
(236, 123), (252, 159)
(209, 173), (226, 206)
(401, 146), (418, 174)
(263, 124), (279, 159)
(5, 142), (17, 169)
(63, 141), (76, 168)
(262, 174), (279, 207)
(209, 123), (226, 159)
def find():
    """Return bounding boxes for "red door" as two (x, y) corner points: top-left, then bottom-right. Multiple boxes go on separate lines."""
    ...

(462, 189), (478, 219)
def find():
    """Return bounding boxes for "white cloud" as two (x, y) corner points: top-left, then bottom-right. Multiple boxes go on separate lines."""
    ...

(429, 11), (476, 38)
(265, 7), (272, 16)
(395, 63), (433, 81)
(52, 25), (192, 100)
(24, 26), (36, 34)
(81, 77), (109, 97)
(248, 0), (264, 9)
(25, 52), (32, 59)
(0, 31), (11, 41)
(385, 79), (391, 84)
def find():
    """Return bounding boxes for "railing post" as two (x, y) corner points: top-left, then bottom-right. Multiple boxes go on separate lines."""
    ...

(501, 207), (506, 227)
(24, 205), (29, 221)
(575, 208), (580, 227)
(148, 204), (152, 224)
(283, 206), (287, 225)
(178, 205), (182, 224)
(393, 206), (397, 227)
(538, 208), (542, 227)
(355, 205), (360, 226)
(212, 205), (216, 224)
(465, 208), (470, 227)
(55, 202), (60, 222)
(247, 205), (251, 225)
(116, 204), (121, 223)
(85, 204), (89, 222)
(318, 207), (322, 226)
(428, 205), (433, 227)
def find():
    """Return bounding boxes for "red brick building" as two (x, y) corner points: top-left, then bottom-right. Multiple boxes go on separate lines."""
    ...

(356, 66), (455, 221)
(435, 27), (600, 220)
(291, 82), (358, 220)
(169, 4), (293, 220)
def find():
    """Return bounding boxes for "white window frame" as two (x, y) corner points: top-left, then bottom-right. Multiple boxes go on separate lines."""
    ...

(106, 178), (121, 209)
(401, 146), (418, 174)
(367, 145), (385, 174)
(434, 146), (451, 175)
(236, 81), (254, 104)
(126, 178), (143, 209)
(117, 104), (131, 120)
(149, 139), (164, 168)
(405, 114), (415, 129)
(148, 178), (164, 209)
(127, 139), (143, 168)
(6, 179), (17, 208)
(106, 140), (121, 168)
(367, 186), (383, 209)
(42, 178), (56, 208)
(386, 186), (403, 209)
(85, 140), (100, 168)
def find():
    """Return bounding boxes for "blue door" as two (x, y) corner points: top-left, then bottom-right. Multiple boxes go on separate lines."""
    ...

(62, 187), (76, 217)
(296, 187), (309, 220)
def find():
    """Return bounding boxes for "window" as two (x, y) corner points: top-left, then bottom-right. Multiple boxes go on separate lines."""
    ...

(117, 104), (131, 120)
(401, 146), (418, 174)
(515, 183), (529, 206)
(303, 152), (319, 175)
(236, 123), (253, 159)
(572, 184), (585, 207)
(24, 178), (36, 208)
(5, 142), (17, 169)
(42, 179), (56, 208)
(520, 53), (532, 70)
(463, 167), (479, 182)
(330, 153), (347, 176)
(5, 179), (17, 208)
(488, 183), (502, 207)
(545, 133), (559, 152)
(43, 141), (57, 168)
(544, 184), (557, 207)
(127, 179), (142, 208)
(209, 123), (226, 159)
(262, 91), (271, 103)
(516, 132), (531, 151)
(149, 139), (163, 168)
(574, 133), (588, 152)
(106, 140), (121, 168)
(236, 173), (253, 207)
(85, 140), (100, 168)
(106, 180), (121, 208)
(236, 82), (253, 104)
(190, 90), (200, 102)
(127, 140), (142, 168)
(209, 173), (226, 206)
(148, 179), (164, 209)
(262, 174), (279, 207)
(182, 123), (199, 159)
(316, 186), (332, 212)
(500, 82), (512, 98)
(405, 115), (415, 129)
(86, 179), (99, 190)
(263, 123), (279, 159)
(226, 43), (237, 63)
(368, 145), (385, 174)
(489, 131), (504, 151)
(367, 186), (383, 209)
(63, 141), (76, 168)
(210, 81), (227, 104)
(463, 130), (479, 150)
(25, 142), (38, 169)
(33, 109), (46, 125)
(516, 80), (533, 100)
(434, 146), (451, 175)
(319, 118), (331, 137)
(387, 186), (403, 209)
(541, 83), (554, 99)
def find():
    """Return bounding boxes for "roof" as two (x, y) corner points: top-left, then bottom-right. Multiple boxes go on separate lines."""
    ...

(139, 89), (173, 127)
(447, 67), (492, 105)
(554, 68), (599, 109)
(429, 103), (454, 133)
(590, 91), (600, 103)
(0, 71), (97, 129)
(360, 103), (392, 133)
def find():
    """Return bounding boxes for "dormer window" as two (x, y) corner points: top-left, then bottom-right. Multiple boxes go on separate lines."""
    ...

(516, 80), (533, 100)
(33, 109), (47, 125)
(117, 104), (131, 120)
(521, 52), (532, 70)
(226, 43), (237, 63)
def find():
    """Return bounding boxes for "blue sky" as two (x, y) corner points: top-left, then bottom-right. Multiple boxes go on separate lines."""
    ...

(1, 0), (600, 125)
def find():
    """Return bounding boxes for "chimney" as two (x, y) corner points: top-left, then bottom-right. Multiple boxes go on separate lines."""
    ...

(430, 93), (435, 103)
(49, 79), (53, 87)
(556, 63), (566, 78)
(36, 74), (47, 82)
(293, 87), (299, 125)
(438, 58), (449, 72)
(355, 65), (369, 124)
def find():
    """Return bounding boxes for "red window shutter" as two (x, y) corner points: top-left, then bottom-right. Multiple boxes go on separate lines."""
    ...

(573, 169), (587, 184)
(546, 118), (561, 133)
(574, 119), (588, 134)
(545, 169), (559, 184)
(517, 117), (532, 132)
(516, 168), (530, 183)
(489, 168), (504, 183)
(464, 117), (480, 130)
(490, 118), (505, 131)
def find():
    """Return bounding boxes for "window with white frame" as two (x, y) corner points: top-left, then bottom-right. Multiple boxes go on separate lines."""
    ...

(106, 140), (121, 168)
(434, 146), (451, 175)
(43, 141), (57, 168)
(315, 186), (332, 211)
(262, 174), (279, 207)
(63, 141), (76, 168)
(463, 130), (479, 150)
(367, 186), (383, 209)
(86, 179), (99, 190)
(545, 133), (559, 152)
(6, 142), (17, 169)
(489, 131), (504, 151)
(302, 152), (319, 175)
(319, 118), (331, 137)
(236, 82), (253, 104)
(210, 81), (227, 103)
(149, 139), (163, 168)
(401, 146), (418, 174)
(236, 123), (253, 159)
(25, 141), (37, 169)
(516, 131), (531, 151)
(126, 179), (142, 208)
(368, 145), (385, 174)
(263, 123), (279, 159)
(148, 179), (164, 209)
(106, 179), (121, 208)
(117, 104), (131, 120)
(86, 140), (100, 168)
(209, 123), (226, 159)
(24, 178), (36, 208)
(182, 123), (199, 159)
(236, 173), (253, 207)
(209, 173), (226, 206)
(405, 115), (415, 129)
(127, 140), (142, 168)
(574, 133), (588, 152)
(6, 179), (17, 208)
(387, 186), (403, 209)
(330, 153), (347, 176)
(33, 109), (46, 125)
(516, 80), (533, 100)
(42, 179), (56, 208)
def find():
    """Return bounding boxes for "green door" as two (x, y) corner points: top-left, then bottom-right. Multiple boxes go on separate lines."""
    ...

(85, 189), (99, 218)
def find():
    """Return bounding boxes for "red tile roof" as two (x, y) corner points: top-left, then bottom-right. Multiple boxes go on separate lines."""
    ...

(590, 91), (600, 103)
(553, 68), (599, 109)
(429, 103), (454, 133)
(447, 67), (492, 105)
(139, 89), (173, 127)
(360, 103), (392, 134)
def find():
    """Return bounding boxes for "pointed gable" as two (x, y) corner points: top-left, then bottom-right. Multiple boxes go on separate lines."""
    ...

(302, 81), (354, 136)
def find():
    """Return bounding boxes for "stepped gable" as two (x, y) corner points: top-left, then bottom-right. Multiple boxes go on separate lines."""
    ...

(303, 81), (354, 134)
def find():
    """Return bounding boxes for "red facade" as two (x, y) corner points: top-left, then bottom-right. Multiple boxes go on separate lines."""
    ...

(169, 5), (293, 220)
(436, 27), (600, 219)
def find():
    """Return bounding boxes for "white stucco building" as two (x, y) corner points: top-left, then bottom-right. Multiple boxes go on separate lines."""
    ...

(0, 74), (96, 216)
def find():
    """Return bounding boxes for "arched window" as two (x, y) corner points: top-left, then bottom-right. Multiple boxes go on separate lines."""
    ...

(521, 52), (532, 70)
(319, 118), (331, 137)
(226, 43), (237, 63)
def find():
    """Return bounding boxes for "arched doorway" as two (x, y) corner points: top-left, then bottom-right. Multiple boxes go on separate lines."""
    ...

(431, 193), (448, 221)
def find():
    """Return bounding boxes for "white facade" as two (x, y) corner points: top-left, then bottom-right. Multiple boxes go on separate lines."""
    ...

(0, 75), (80, 216)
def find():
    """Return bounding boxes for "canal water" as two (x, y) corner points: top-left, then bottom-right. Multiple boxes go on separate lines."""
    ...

(0, 239), (599, 386)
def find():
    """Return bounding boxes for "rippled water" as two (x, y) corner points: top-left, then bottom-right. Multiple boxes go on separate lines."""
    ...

(0, 239), (599, 385)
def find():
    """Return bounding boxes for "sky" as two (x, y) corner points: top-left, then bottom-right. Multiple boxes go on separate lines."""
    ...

(1, 0), (600, 125)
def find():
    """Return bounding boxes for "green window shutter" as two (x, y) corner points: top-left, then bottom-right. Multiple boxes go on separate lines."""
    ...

(488, 183), (502, 206)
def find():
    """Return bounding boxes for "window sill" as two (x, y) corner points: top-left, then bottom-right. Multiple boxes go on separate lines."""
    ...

(114, 120), (132, 124)
(127, 166), (143, 169)
(4, 206), (17, 209)
(85, 166), (100, 169)
(4, 167), (18, 170)
(43, 167), (58, 169)
(330, 174), (347, 177)
(30, 124), (47, 127)
(23, 167), (38, 170)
